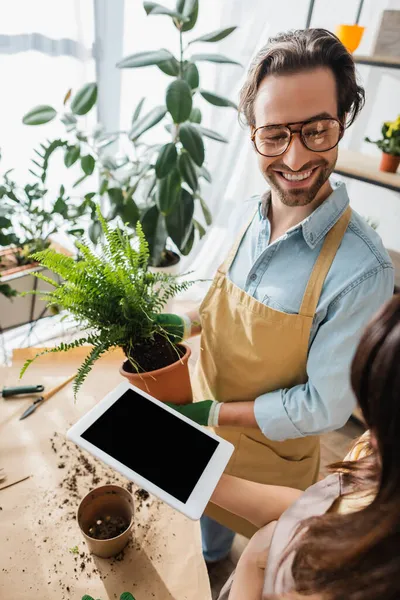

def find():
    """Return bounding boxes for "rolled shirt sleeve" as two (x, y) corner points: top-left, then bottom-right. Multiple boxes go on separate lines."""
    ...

(254, 265), (394, 441)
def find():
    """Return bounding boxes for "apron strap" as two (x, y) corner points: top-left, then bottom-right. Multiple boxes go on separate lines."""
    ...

(299, 206), (352, 318)
(217, 207), (259, 275)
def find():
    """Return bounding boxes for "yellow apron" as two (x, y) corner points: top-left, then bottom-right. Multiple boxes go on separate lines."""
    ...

(192, 205), (351, 538)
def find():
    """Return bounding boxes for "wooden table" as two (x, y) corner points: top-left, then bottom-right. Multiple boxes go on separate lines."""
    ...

(0, 345), (211, 600)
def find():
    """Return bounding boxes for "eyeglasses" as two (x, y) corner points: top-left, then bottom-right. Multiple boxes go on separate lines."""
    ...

(251, 118), (344, 157)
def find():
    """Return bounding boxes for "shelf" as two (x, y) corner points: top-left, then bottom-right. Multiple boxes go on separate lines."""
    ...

(335, 149), (400, 192)
(353, 54), (400, 69)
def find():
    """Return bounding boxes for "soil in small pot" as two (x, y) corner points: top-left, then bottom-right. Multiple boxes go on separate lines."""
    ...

(123, 333), (184, 373)
(88, 514), (129, 540)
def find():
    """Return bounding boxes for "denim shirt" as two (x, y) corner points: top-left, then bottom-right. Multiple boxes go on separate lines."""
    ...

(228, 180), (394, 441)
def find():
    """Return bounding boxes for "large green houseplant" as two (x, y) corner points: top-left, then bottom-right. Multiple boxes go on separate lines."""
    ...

(116, 0), (240, 265)
(20, 207), (194, 402)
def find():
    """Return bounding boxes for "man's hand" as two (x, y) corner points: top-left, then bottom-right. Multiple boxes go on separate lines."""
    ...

(166, 400), (222, 426)
(154, 313), (192, 343)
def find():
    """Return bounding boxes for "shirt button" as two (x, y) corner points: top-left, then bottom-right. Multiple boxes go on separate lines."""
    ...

(250, 273), (257, 282)
(309, 232), (314, 242)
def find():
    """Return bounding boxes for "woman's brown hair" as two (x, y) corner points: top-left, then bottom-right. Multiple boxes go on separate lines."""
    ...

(239, 28), (365, 128)
(289, 294), (400, 600)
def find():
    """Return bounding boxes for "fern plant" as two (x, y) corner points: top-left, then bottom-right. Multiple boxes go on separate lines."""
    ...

(20, 206), (194, 397)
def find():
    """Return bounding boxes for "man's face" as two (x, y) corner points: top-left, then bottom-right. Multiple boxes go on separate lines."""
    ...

(252, 67), (340, 207)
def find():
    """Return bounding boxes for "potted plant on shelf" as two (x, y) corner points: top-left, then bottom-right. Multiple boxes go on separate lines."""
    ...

(116, 0), (241, 267)
(20, 207), (195, 403)
(365, 115), (400, 173)
(0, 156), (89, 330)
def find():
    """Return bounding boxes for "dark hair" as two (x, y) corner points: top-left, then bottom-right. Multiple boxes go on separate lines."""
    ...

(239, 28), (365, 129)
(289, 295), (400, 600)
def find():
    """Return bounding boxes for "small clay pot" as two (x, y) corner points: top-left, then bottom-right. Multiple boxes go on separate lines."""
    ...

(77, 485), (134, 558)
(379, 152), (400, 173)
(120, 343), (193, 405)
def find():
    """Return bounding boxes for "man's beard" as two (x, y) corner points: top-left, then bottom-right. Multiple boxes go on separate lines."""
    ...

(264, 160), (334, 207)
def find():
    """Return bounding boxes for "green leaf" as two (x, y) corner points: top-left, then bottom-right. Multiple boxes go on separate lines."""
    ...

(200, 90), (237, 109)
(118, 198), (140, 226)
(179, 123), (204, 166)
(183, 62), (199, 90)
(144, 1), (187, 19)
(120, 593), (136, 600)
(157, 168), (181, 215)
(189, 107), (202, 124)
(141, 204), (168, 264)
(99, 179), (109, 195)
(129, 106), (167, 141)
(81, 154), (95, 175)
(193, 218), (206, 238)
(108, 187), (124, 206)
(200, 165), (212, 183)
(0, 283), (17, 298)
(199, 195), (212, 225)
(53, 197), (68, 217)
(176, 0), (198, 31)
(166, 188), (194, 250)
(70, 83), (98, 116)
(155, 143), (178, 178)
(88, 220), (102, 244)
(132, 97), (145, 123)
(189, 26), (237, 44)
(181, 223), (195, 255)
(81, 596), (95, 600)
(178, 151), (198, 191)
(166, 79), (193, 124)
(64, 145), (80, 168)
(22, 105), (57, 126)
(196, 125), (228, 143)
(191, 53), (241, 66)
(117, 49), (173, 69)
(158, 57), (180, 76)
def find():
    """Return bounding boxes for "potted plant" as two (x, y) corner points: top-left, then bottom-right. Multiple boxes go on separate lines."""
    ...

(365, 115), (400, 173)
(116, 0), (241, 267)
(78, 484), (134, 559)
(20, 207), (195, 402)
(0, 157), (88, 330)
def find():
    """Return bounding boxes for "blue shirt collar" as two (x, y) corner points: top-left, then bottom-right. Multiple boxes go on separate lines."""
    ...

(258, 180), (350, 249)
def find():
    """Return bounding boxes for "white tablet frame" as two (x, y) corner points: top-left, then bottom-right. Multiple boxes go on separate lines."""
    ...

(67, 380), (234, 520)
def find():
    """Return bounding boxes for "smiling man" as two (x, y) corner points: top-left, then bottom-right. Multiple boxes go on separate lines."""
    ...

(159, 29), (394, 562)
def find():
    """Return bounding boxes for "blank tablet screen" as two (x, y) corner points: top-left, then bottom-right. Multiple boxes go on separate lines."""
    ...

(81, 388), (219, 503)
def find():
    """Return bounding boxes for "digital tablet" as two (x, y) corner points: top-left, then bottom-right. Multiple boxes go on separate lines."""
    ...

(67, 381), (234, 520)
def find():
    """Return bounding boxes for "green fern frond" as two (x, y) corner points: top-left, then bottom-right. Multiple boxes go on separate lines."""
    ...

(20, 207), (196, 396)
(19, 337), (91, 379)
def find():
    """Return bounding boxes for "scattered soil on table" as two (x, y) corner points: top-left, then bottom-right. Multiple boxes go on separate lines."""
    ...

(87, 515), (129, 540)
(122, 333), (184, 372)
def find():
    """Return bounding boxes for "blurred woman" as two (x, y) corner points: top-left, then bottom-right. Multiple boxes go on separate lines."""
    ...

(212, 294), (400, 600)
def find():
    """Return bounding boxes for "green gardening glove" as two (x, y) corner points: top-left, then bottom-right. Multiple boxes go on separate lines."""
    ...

(154, 313), (192, 343)
(165, 400), (222, 427)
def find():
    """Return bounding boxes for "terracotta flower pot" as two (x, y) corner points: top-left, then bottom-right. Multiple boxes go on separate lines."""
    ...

(119, 343), (193, 405)
(335, 24), (365, 53)
(379, 152), (400, 173)
(77, 484), (134, 558)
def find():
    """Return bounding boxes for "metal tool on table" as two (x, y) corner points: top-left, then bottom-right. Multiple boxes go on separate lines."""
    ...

(19, 373), (77, 420)
(2, 384), (44, 398)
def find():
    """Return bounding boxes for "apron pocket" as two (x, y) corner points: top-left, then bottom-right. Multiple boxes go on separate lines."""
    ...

(232, 433), (319, 490)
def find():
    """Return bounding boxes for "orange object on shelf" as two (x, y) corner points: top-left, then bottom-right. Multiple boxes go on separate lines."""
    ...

(335, 24), (365, 53)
